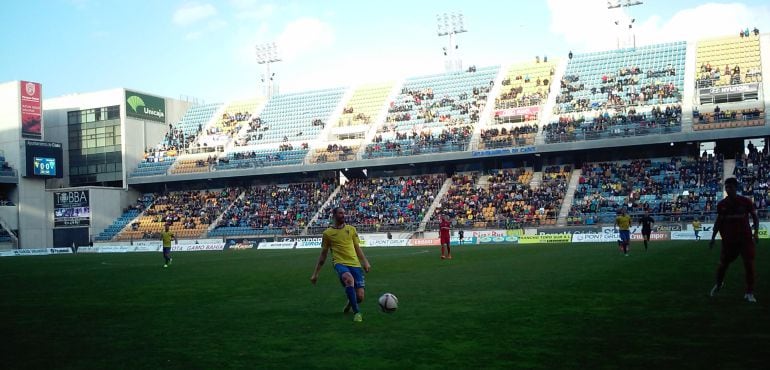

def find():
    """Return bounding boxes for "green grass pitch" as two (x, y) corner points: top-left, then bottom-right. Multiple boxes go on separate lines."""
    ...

(1, 241), (768, 369)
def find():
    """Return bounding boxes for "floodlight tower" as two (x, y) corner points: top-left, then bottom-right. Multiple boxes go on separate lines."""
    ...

(608, 0), (643, 49)
(437, 12), (467, 72)
(255, 42), (282, 97)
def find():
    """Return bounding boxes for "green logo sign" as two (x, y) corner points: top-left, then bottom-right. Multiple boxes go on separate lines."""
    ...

(125, 90), (166, 123)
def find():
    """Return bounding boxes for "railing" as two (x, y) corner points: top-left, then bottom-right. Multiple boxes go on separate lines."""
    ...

(364, 140), (470, 159)
(543, 123), (682, 144)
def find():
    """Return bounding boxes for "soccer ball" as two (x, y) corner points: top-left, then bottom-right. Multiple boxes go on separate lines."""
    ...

(378, 293), (398, 313)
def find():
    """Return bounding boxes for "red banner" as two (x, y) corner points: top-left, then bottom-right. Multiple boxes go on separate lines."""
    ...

(20, 81), (42, 139)
(494, 106), (539, 118)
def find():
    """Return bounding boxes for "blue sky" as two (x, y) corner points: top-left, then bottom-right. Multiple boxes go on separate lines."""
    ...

(0, 0), (768, 103)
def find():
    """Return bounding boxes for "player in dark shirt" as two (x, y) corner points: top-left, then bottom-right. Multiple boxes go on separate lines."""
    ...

(709, 178), (760, 303)
(638, 211), (655, 251)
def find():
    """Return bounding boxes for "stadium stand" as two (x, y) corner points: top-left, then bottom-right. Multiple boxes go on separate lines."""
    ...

(219, 88), (346, 170)
(312, 174), (446, 232)
(169, 99), (265, 174)
(234, 89), (345, 146)
(365, 66), (499, 158)
(115, 189), (238, 240)
(480, 60), (557, 149)
(695, 34), (762, 88)
(132, 103), (221, 177)
(210, 180), (336, 237)
(692, 106), (765, 130)
(313, 83), (393, 163)
(436, 166), (569, 229)
(0, 229), (12, 243)
(94, 194), (154, 241)
(0, 152), (15, 178)
(546, 42), (685, 143)
(544, 104), (683, 143)
(568, 156), (723, 225)
(734, 146), (769, 218)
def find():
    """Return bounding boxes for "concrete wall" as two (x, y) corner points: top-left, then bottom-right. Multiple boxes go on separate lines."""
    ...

(0, 206), (18, 229)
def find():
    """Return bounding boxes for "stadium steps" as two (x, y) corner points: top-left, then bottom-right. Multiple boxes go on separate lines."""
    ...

(303, 87), (355, 165)
(537, 58), (568, 145)
(0, 216), (18, 248)
(107, 199), (158, 241)
(681, 39), (698, 132)
(529, 171), (543, 189)
(556, 168), (581, 227)
(304, 184), (342, 235)
(418, 176), (454, 232)
(208, 190), (246, 233)
(469, 67), (508, 150)
(723, 159), (736, 183)
(356, 79), (405, 160)
(476, 173), (491, 189)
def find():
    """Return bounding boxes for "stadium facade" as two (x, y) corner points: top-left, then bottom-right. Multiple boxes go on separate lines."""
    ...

(1, 33), (769, 249)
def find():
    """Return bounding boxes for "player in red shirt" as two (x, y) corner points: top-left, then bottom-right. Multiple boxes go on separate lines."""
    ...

(709, 177), (760, 303)
(439, 213), (452, 260)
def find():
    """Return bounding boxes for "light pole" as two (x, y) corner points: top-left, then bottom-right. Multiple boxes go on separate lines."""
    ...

(255, 42), (281, 97)
(437, 12), (467, 72)
(608, 0), (643, 49)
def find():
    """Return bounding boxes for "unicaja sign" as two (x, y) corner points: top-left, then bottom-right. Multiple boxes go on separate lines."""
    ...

(125, 90), (166, 123)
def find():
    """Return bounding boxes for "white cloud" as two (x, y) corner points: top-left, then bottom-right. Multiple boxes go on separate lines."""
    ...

(547, 0), (770, 51)
(229, 0), (276, 20)
(185, 19), (228, 40)
(173, 3), (218, 26)
(275, 17), (335, 61)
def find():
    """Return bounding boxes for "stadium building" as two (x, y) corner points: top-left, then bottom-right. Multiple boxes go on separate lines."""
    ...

(1, 33), (769, 250)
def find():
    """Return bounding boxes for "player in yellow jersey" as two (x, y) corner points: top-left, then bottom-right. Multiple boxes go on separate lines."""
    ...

(692, 218), (702, 241)
(160, 224), (177, 268)
(615, 208), (632, 256)
(310, 207), (371, 323)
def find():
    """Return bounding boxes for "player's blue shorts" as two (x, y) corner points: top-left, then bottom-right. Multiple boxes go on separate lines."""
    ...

(334, 264), (365, 289)
(619, 230), (630, 244)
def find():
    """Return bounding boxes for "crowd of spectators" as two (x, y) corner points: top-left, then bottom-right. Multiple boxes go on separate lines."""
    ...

(368, 81), (491, 157)
(132, 189), (238, 239)
(694, 106), (763, 124)
(480, 124), (538, 149)
(554, 64), (679, 114)
(439, 167), (569, 228)
(568, 155), (723, 225)
(696, 62), (758, 87)
(544, 104), (681, 143)
(316, 144), (356, 163)
(316, 175), (445, 231)
(217, 181), (335, 235)
(142, 123), (203, 163)
(366, 126), (473, 157)
(734, 143), (769, 216)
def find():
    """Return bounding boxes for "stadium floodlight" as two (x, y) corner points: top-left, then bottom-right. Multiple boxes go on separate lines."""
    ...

(255, 42), (282, 97)
(608, 0), (643, 9)
(608, 1), (643, 49)
(436, 12), (467, 72)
